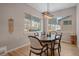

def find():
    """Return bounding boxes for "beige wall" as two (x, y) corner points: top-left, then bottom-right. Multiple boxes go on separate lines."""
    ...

(76, 4), (79, 48)
(0, 3), (41, 51)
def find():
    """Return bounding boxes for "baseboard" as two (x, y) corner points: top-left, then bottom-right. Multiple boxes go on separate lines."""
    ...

(0, 46), (7, 56)
(61, 41), (77, 47)
(61, 41), (71, 44)
(5, 42), (30, 54)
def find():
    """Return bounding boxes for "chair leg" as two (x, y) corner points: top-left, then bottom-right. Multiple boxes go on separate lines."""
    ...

(59, 44), (61, 52)
(44, 50), (47, 56)
(60, 46), (61, 52)
(29, 50), (31, 56)
(44, 49), (48, 56)
(58, 48), (60, 56)
(47, 46), (48, 56)
(40, 52), (42, 56)
(50, 49), (55, 56)
(44, 46), (48, 56)
(52, 49), (55, 56)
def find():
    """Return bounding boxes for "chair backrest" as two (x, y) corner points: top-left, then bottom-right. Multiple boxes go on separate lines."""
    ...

(51, 31), (57, 39)
(56, 33), (62, 38)
(34, 32), (39, 36)
(55, 33), (62, 44)
(28, 36), (42, 48)
(56, 30), (62, 35)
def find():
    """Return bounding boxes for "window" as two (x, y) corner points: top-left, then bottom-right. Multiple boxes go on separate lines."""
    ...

(48, 16), (71, 32)
(63, 20), (72, 25)
(48, 17), (62, 32)
(24, 13), (41, 32)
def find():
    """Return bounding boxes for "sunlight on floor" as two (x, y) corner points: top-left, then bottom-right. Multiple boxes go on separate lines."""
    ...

(6, 42), (79, 56)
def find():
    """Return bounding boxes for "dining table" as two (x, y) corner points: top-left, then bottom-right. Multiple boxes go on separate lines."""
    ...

(39, 36), (56, 56)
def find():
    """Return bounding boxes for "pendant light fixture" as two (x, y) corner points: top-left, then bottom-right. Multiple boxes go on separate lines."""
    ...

(42, 3), (53, 19)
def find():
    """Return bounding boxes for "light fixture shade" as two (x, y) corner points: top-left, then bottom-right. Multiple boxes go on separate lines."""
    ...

(42, 11), (53, 19)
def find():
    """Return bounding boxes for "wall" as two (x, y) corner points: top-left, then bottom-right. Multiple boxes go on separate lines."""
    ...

(76, 4), (79, 47)
(52, 7), (76, 43)
(0, 3), (41, 51)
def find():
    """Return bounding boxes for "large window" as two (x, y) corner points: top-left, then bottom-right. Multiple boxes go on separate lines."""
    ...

(24, 13), (41, 32)
(48, 17), (63, 32)
(48, 16), (71, 32)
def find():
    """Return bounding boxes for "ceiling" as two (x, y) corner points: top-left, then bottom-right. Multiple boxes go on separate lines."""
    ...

(27, 3), (77, 12)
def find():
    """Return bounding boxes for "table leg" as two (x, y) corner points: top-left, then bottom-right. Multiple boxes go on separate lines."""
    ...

(51, 42), (52, 56)
(51, 41), (54, 56)
(47, 44), (48, 56)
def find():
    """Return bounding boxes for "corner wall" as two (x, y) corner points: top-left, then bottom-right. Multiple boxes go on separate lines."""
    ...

(0, 3), (41, 51)
(76, 4), (79, 47)
(52, 7), (76, 43)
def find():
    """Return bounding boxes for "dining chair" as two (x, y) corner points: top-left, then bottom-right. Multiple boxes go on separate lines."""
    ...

(54, 33), (62, 56)
(48, 32), (62, 56)
(28, 36), (48, 56)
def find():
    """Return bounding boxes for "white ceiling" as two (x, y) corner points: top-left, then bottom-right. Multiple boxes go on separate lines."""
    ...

(27, 3), (77, 12)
